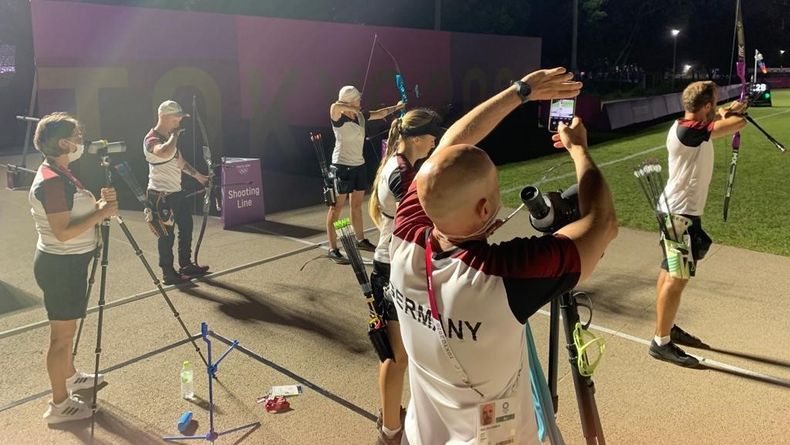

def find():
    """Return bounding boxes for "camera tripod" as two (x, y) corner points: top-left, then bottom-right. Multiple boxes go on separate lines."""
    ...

(547, 291), (605, 445)
(81, 150), (209, 443)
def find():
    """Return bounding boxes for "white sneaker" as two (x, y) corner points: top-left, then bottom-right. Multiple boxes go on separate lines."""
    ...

(43, 395), (94, 424)
(66, 371), (104, 393)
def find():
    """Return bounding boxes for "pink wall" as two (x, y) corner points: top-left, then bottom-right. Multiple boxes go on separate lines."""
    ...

(30, 0), (542, 210)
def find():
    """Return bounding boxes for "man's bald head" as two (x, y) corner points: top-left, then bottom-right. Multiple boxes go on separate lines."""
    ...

(416, 145), (500, 235)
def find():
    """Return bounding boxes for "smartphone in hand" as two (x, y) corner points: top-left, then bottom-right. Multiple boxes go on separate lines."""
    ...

(548, 98), (576, 133)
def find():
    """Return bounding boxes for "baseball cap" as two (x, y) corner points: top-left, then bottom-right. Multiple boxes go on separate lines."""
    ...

(338, 86), (361, 103)
(158, 100), (190, 117)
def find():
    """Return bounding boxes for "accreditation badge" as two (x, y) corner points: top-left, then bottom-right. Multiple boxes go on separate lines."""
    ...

(477, 397), (519, 445)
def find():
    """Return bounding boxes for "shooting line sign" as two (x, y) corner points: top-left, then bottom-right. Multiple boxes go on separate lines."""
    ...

(221, 157), (264, 227)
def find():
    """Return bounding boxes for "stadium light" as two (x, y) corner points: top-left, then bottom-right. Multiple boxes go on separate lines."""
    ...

(671, 29), (681, 89)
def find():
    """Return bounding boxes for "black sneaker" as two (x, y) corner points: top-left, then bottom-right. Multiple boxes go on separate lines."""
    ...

(649, 340), (699, 367)
(180, 263), (210, 277)
(670, 325), (708, 348)
(356, 238), (376, 252)
(163, 269), (191, 285)
(327, 249), (350, 265)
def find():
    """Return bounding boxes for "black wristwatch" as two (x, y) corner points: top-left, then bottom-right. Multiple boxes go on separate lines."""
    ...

(513, 80), (532, 103)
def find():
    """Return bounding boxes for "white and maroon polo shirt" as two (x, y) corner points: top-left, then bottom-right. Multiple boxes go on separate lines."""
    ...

(373, 153), (423, 264)
(659, 119), (716, 216)
(29, 162), (98, 255)
(389, 183), (581, 445)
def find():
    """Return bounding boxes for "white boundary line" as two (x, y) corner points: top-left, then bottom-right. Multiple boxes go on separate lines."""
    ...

(0, 225), (376, 340)
(502, 108), (790, 195)
(535, 309), (790, 387)
(243, 224), (377, 264)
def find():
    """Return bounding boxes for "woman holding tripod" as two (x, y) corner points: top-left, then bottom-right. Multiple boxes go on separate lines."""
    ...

(29, 113), (117, 424)
(368, 108), (443, 444)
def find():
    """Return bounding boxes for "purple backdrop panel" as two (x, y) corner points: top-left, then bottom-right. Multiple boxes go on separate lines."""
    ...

(603, 101), (636, 129)
(221, 158), (265, 227)
(30, 0), (546, 213)
(575, 95), (602, 128)
(31, 0), (238, 65)
(235, 16), (452, 127)
(648, 96), (669, 119)
(630, 100), (653, 123)
(664, 93), (683, 115)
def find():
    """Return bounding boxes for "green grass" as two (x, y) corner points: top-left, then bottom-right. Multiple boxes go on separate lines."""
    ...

(497, 90), (790, 257)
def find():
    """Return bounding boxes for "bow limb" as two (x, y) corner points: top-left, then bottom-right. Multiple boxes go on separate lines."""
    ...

(361, 34), (379, 95)
(361, 34), (410, 117)
(724, 0), (745, 222)
(193, 109), (214, 266)
(375, 39), (409, 116)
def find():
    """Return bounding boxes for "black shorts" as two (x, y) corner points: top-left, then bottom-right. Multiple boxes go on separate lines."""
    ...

(370, 260), (398, 322)
(658, 215), (712, 277)
(332, 164), (368, 195)
(34, 249), (96, 321)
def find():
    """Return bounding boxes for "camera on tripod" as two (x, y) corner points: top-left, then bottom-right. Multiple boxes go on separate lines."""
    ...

(86, 140), (127, 156)
(517, 181), (607, 442)
(520, 184), (580, 233)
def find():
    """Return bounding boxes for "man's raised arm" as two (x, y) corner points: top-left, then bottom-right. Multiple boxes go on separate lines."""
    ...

(436, 67), (582, 154)
(554, 118), (618, 282)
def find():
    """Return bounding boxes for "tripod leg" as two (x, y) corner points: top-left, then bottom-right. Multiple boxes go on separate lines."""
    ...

(90, 221), (111, 443)
(548, 298), (560, 413)
(73, 246), (100, 359)
(215, 421), (261, 437)
(114, 216), (208, 368)
(559, 292), (605, 445)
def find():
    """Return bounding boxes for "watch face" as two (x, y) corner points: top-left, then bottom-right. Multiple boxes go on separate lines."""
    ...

(517, 82), (530, 100)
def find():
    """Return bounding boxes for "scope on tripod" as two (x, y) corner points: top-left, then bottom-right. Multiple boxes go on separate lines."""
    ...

(87, 140), (127, 155)
(521, 184), (580, 233)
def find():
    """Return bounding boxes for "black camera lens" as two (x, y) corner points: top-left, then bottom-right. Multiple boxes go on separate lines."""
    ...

(521, 186), (550, 220)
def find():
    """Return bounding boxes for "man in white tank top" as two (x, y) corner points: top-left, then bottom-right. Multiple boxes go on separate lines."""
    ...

(649, 81), (746, 367)
(144, 100), (210, 285)
(325, 85), (404, 263)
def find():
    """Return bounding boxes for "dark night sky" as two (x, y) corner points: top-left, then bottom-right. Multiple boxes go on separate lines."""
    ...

(4, 0), (789, 74)
(49, 0), (790, 71)
(2, 0), (789, 150)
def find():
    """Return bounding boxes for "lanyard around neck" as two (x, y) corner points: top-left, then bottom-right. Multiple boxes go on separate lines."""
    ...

(424, 229), (484, 398)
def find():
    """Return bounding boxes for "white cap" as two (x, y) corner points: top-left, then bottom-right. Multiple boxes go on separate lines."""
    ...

(338, 86), (361, 103)
(158, 100), (190, 117)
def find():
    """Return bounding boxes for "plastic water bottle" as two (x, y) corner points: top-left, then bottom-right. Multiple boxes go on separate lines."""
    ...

(180, 361), (194, 399)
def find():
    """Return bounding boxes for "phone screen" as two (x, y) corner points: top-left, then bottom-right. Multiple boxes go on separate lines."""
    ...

(548, 99), (576, 132)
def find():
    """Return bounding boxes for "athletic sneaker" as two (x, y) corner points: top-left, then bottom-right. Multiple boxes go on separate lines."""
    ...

(43, 395), (94, 424)
(374, 427), (403, 445)
(649, 340), (699, 367)
(163, 268), (190, 285)
(180, 262), (210, 277)
(328, 249), (350, 265)
(356, 238), (377, 252)
(670, 325), (708, 348)
(66, 370), (104, 393)
(375, 406), (406, 445)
